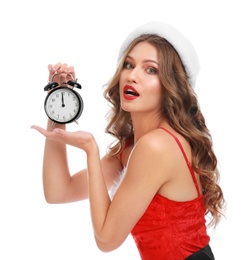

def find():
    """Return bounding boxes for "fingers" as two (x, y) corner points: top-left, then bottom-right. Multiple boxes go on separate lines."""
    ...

(48, 63), (75, 75)
(48, 63), (76, 83)
(31, 125), (74, 145)
(31, 125), (66, 142)
(32, 125), (96, 152)
(31, 125), (67, 136)
(31, 125), (52, 137)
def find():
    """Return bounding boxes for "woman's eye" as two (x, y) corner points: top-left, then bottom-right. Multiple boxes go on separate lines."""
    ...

(123, 62), (133, 69)
(147, 67), (157, 74)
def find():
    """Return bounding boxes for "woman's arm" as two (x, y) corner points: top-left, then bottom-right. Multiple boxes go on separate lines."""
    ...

(32, 124), (122, 203)
(42, 120), (73, 203)
(86, 130), (173, 252)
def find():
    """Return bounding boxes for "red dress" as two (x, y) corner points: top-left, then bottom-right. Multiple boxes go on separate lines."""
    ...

(130, 127), (210, 259)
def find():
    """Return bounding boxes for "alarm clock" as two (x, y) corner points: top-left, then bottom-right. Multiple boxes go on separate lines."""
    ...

(44, 73), (84, 124)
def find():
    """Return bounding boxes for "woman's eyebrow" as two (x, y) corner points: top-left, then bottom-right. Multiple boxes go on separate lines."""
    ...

(126, 55), (159, 65)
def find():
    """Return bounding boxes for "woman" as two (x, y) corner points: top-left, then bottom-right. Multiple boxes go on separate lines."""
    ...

(32, 21), (225, 259)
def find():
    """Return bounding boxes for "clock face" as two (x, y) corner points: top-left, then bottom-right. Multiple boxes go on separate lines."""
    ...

(44, 87), (83, 124)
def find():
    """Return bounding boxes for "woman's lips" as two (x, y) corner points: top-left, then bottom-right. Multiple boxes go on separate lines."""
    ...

(123, 85), (139, 100)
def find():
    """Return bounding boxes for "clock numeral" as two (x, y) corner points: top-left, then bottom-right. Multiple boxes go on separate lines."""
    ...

(52, 98), (56, 102)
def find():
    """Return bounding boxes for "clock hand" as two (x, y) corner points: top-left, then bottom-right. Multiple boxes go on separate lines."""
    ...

(61, 92), (65, 107)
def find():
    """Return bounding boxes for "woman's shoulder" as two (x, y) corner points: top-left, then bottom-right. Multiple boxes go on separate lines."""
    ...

(126, 128), (181, 184)
(138, 128), (178, 151)
(136, 127), (190, 162)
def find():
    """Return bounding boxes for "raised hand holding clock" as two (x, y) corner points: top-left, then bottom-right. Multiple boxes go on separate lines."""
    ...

(44, 63), (84, 125)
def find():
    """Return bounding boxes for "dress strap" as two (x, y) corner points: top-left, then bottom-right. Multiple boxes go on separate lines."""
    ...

(119, 139), (132, 162)
(159, 127), (201, 196)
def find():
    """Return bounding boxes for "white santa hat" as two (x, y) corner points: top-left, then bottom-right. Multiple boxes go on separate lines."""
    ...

(118, 21), (200, 88)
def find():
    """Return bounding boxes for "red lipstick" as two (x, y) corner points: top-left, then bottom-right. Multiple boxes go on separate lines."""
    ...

(123, 85), (139, 100)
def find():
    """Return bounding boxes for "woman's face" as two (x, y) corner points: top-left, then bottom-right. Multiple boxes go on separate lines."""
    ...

(119, 41), (162, 115)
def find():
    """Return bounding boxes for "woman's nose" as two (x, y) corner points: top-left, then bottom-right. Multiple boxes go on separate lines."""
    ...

(127, 67), (139, 83)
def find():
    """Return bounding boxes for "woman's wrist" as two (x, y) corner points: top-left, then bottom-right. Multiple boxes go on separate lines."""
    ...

(85, 135), (100, 156)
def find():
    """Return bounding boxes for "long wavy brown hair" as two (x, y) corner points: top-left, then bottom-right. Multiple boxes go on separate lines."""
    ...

(103, 34), (225, 227)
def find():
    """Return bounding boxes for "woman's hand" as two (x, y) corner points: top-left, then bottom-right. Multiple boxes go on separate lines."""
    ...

(31, 125), (98, 155)
(48, 62), (76, 86)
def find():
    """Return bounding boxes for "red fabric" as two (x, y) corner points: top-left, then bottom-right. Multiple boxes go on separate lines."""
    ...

(131, 194), (210, 259)
(131, 127), (210, 259)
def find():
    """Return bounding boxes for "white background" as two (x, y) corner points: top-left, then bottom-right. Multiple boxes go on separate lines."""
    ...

(0, 0), (250, 259)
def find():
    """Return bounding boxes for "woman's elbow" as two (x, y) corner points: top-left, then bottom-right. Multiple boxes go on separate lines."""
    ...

(95, 236), (122, 253)
(44, 195), (61, 204)
(43, 191), (66, 204)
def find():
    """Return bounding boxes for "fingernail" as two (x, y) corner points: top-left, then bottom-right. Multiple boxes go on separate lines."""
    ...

(53, 129), (60, 134)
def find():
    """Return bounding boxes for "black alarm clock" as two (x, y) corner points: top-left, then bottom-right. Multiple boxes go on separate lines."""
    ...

(44, 73), (83, 124)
